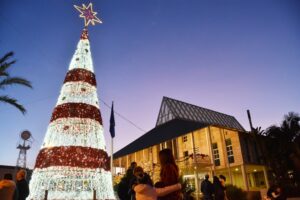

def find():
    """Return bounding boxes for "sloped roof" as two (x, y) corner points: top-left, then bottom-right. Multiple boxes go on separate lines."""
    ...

(114, 97), (245, 159)
(156, 97), (245, 132)
(114, 119), (206, 158)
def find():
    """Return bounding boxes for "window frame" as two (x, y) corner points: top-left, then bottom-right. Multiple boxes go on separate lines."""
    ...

(225, 138), (234, 164)
(212, 143), (221, 166)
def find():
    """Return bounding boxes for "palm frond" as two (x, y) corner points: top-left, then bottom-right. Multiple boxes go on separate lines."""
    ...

(251, 126), (265, 136)
(265, 125), (281, 138)
(0, 52), (14, 64)
(0, 71), (9, 77)
(0, 95), (26, 114)
(0, 59), (16, 76)
(0, 77), (32, 89)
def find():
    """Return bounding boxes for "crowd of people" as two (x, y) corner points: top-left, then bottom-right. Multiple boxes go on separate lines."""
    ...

(117, 149), (183, 200)
(200, 174), (228, 200)
(0, 152), (289, 200)
(0, 169), (29, 200)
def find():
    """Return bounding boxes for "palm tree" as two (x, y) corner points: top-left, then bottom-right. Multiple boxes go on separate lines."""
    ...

(249, 126), (267, 164)
(265, 112), (300, 183)
(0, 51), (32, 114)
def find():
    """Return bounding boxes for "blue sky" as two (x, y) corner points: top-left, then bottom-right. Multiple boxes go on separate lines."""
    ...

(0, 0), (299, 168)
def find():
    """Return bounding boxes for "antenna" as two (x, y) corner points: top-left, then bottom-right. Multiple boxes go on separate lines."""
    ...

(16, 130), (32, 169)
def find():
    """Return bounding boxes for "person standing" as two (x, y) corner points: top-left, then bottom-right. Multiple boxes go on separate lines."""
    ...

(274, 185), (287, 200)
(0, 173), (17, 200)
(157, 149), (183, 200)
(267, 185), (287, 200)
(219, 175), (228, 200)
(16, 169), (29, 200)
(200, 174), (214, 200)
(127, 162), (138, 200)
(213, 176), (226, 200)
(117, 162), (137, 200)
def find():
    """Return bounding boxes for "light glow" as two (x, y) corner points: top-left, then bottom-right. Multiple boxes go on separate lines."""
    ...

(42, 118), (106, 149)
(28, 29), (115, 199)
(29, 167), (115, 200)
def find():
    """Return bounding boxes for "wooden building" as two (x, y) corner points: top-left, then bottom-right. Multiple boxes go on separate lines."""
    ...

(113, 97), (269, 193)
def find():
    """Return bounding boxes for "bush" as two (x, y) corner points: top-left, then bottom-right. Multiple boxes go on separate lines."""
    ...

(226, 184), (247, 200)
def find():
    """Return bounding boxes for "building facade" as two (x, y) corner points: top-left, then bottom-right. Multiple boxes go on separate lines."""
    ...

(113, 97), (269, 193)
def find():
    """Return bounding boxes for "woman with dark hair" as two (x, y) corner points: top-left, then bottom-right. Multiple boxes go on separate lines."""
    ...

(156, 148), (183, 200)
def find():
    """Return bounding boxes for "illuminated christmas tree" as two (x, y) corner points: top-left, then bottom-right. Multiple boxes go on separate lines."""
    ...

(28, 3), (115, 200)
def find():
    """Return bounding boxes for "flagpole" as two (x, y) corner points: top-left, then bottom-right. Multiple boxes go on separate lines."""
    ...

(109, 101), (115, 179)
(111, 137), (114, 176)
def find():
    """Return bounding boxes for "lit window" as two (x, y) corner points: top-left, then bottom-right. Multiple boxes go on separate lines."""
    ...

(212, 143), (220, 166)
(225, 139), (234, 163)
(182, 135), (188, 142)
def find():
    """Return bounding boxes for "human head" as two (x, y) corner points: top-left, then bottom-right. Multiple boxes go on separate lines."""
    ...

(275, 185), (282, 193)
(133, 166), (144, 178)
(4, 173), (13, 180)
(159, 149), (176, 166)
(17, 169), (27, 181)
(219, 175), (226, 182)
(130, 162), (137, 169)
(133, 166), (143, 175)
(205, 174), (209, 180)
(213, 176), (220, 184)
(134, 166), (152, 185)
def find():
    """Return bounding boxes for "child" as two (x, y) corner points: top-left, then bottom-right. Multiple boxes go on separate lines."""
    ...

(132, 166), (181, 200)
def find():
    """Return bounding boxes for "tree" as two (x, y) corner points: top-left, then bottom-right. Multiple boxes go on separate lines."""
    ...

(249, 126), (267, 164)
(0, 51), (32, 114)
(28, 29), (115, 199)
(264, 112), (300, 184)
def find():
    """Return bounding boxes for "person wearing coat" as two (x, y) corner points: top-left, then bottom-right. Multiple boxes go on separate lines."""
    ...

(200, 174), (214, 200)
(16, 169), (29, 200)
(213, 176), (226, 200)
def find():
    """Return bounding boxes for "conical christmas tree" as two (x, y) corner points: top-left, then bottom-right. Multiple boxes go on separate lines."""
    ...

(28, 19), (115, 200)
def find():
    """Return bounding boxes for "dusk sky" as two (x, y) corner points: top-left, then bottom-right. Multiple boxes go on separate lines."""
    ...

(0, 0), (299, 169)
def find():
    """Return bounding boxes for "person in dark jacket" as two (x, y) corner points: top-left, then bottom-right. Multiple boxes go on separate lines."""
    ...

(267, 185), (287, 200)
(219, 175), (228, 200)
(213, 176), (226, 200)
(200, 174), (213, 200)
(275, 185), (287, 200)
(16, 169), (29, 200)
(117, 162), (137, 200)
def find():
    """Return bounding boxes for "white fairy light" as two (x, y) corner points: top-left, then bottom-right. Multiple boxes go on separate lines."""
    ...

(28, 26), (115, 199)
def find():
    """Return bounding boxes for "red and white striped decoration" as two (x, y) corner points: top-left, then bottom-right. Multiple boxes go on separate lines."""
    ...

(28, 29), (115, 200)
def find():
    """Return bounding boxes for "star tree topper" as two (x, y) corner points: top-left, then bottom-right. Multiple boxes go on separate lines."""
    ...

(74, 3), (102, 26)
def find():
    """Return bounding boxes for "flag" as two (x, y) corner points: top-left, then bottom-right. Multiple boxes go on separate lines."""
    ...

(109, 102), (115, 138)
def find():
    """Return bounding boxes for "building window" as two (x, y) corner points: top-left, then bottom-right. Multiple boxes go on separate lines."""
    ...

(212, 143), (220, 166)
(182, 135), (188, 142)
(183, 151), (189, 157)
(225, 139), (234, 163)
